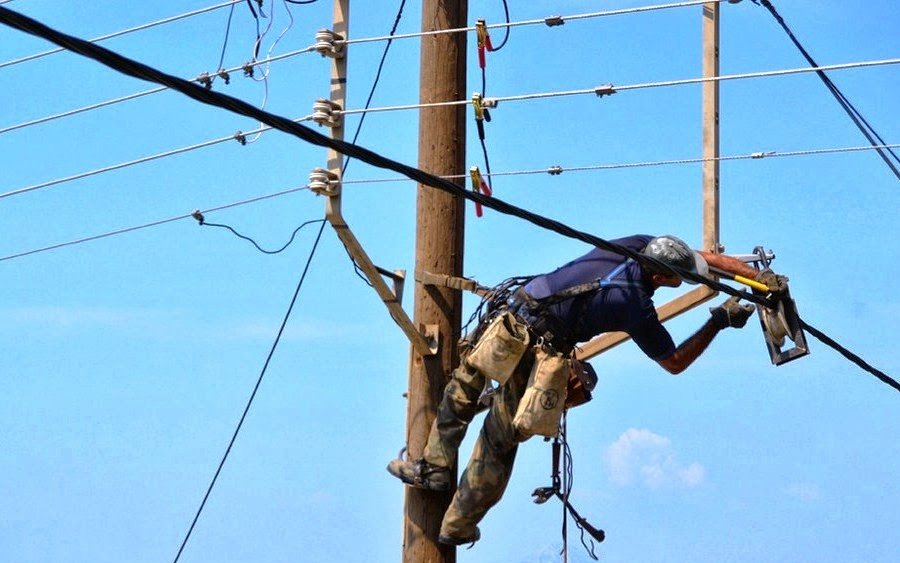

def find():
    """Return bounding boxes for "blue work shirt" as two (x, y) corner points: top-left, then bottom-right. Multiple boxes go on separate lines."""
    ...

(522, 234), (676, 361)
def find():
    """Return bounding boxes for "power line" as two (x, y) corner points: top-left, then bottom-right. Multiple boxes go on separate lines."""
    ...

(1, 6), (894, 391)
(170, 218), (327, 563)
(0, 0), (242, 70)
(4, 141), (896, 264)
(340, 0), (732, 46)
(0, 45), (317, 136)
(332, 58), (900, 117)
(0, 185), (312, 262)
(0, 114), (314, 200)
(753, 0), (900, 180)
(5, 53), (893, 200)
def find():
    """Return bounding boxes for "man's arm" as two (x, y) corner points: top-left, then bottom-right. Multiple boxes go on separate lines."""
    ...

(657, 296), (755, 375)
(657, 318), (721, 375)
(698, 250), (760, 279)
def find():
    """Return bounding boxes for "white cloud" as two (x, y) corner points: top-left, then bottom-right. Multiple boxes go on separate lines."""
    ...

(604, 428), (706, 489)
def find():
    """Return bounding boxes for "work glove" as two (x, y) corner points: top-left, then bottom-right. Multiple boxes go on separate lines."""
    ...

(754, 268), (789, 295)
(710, 296), (756, 329)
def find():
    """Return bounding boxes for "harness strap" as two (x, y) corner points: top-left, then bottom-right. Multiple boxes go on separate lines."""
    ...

(415, 270), (492, 297)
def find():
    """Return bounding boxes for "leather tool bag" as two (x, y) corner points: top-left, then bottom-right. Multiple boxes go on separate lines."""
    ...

(565, 358), (598, 409)
(513, 347), (570, 439)
(465, 310), (530, 384)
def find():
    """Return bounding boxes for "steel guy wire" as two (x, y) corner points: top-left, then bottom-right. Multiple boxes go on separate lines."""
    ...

(0, 0), (242, 71)
(0, 184), (313, 262)
(0, 45), (317, 136)
(339, 0), (732, 46)
(2, 5), (896, 390)
(6, 141), (895, 264)
(0, 114), (315, 200)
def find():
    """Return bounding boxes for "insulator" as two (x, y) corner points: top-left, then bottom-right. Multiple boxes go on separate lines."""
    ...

(308, 167), (339, 195)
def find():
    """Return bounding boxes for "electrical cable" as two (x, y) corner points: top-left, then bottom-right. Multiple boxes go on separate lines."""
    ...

(752, 0), (900, 181)
(0, 1), (242, 71)
(340, 0), (733, 47)
(170, 218), (327, 563)
(491, 0), (511, 52)
(1, 6), (894, 391)
(0, 114), (314, 200)
(0, 185), (312, 263)
(336, 0), (407, 285)
(196, 217), (324, 254)
(0, 45), (316, 136)
(4, 140), (895, 264)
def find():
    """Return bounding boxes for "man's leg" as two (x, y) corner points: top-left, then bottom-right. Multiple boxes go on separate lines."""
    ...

(423, 362), (485, 469)
(388, 361), (485, 490)
(439, 358), (530, 542)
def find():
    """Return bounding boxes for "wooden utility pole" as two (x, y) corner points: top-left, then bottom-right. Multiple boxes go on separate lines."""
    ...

(702, 1), (721, 252)
(402, 1), (467, 562)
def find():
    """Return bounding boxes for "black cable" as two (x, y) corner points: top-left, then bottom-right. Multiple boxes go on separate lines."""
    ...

(199, 218), (325, 254)
(216, 3), (236, 72)
(2, 7), (895, 391)
(338, 0), (407, 284)
(799, 319), (899, 393)
(492, 0), (511, 51)
(171, 219), (327, 563)
(753, 1), (900, 181)
(284, 0), (318, 4)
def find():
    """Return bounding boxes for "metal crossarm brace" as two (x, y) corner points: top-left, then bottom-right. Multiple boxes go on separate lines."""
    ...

(310, 171), (437, 357)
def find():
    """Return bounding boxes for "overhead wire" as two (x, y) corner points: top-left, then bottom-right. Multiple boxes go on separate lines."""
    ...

(0, 6), (894, 392)
(0, 114), (314, 200)
(0, 185), (313, 262)
(170, 218), (328, 563)
(0, 44), (317, 136)
(0, 0), (242, 71)
(4, 56), (896, 199)
(752, 0), (900, 181)
(3, 141), (896, 264)
(340, 0), (733, 47)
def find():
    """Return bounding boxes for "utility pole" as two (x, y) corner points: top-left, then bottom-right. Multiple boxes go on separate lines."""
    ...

(702, 1), (721, 252)
(402, 1), (467, 562)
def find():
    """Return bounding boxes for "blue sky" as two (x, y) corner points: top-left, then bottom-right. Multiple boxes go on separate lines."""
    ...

(1, 1), (898, 562)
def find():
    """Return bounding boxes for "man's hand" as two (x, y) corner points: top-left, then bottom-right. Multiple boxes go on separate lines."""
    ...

(710, 296), (756, 329)
(755, 268), (789, 295)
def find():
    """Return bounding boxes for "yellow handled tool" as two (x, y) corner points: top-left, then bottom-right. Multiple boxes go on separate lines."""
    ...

(709, 267), (770, 293)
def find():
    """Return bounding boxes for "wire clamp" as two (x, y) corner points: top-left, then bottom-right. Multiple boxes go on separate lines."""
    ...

(548, 165), (563, 176)
(475, 19), (496, 69)
(234, 131), (247, 145)
(309, 167), (340, 196)
(217, 68), (231, 85)
(191, 210), (205, 225)
(469, 165), (492, 218)
(315, 28), (345, 58)
(242, 61), (255, 78)
(594, 84), (616, 97)
(196, 72), (213, 90)
(312, 98), (343, 128)
(544, 16), (565, 27)
(751, 150), (775, 159)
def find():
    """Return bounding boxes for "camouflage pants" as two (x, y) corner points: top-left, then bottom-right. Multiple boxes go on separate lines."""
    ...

(423, 346), (535, 539)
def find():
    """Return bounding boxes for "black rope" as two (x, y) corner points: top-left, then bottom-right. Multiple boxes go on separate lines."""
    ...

(1, 6), (895, 391)
(171, 219), (327, 563)
(753, 1), (900, 181)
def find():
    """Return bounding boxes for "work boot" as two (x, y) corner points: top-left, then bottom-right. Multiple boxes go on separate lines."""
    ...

(386, 458), (451, 492)
(439, 526), (480, 547)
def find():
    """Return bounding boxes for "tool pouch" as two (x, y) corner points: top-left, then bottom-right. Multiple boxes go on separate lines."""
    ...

(513, 347), (570, 439)
(465, 310), (530, 384)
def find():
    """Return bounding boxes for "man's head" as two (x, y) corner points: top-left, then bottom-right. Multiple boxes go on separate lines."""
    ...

(642, 235), (709, 287)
